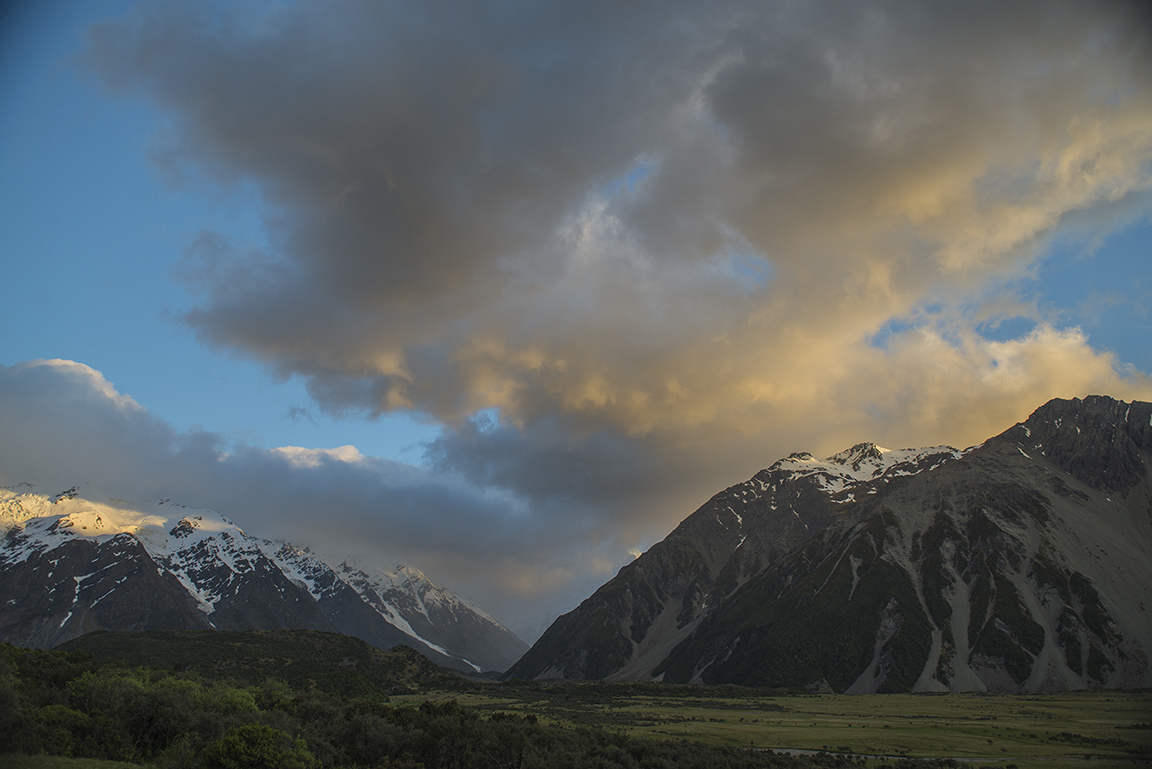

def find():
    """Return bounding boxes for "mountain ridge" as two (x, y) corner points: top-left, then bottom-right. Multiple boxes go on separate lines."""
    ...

(0, 491), (527, 673)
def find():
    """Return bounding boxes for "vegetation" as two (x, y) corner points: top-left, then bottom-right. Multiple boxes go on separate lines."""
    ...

(0, 641), (886, 768)
(57, 630), (469, 696)
(421, 683), (1152, 769)
(0, 756), (142, 768)
(5, 634), (1149, 769)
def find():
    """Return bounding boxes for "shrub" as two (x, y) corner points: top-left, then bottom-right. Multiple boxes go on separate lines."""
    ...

(202, 723), (319, 769)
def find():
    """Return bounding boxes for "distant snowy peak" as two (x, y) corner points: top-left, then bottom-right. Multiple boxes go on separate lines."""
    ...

(261, 541), (333, 597)
(332, 561), (462, 662)
(1, 489), (166, 536)
(388, 563), (499, 623)
(789, 441), (963, 481)
(827, 441), (888, 468)
(332, 558), (525, 671)
(335, 560), (493, 625)
(0, 490), (169, 568)
(392, 563), (434, 593)
(0, 489), (250, 559)
(691, 443), (966, 543)
(0, 488), (526, 672)
(168, 514), (244, 540)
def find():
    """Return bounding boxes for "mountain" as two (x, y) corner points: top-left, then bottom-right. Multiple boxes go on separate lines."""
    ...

(505, 396), (1152, 692)
(334, 560), (524, 675)
(0, 491), (527, 673)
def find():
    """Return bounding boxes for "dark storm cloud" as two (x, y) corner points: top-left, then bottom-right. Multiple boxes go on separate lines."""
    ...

(426, 413), (672, 510)
(87, 0), (709, 350)
(71, 1), (1152, 630)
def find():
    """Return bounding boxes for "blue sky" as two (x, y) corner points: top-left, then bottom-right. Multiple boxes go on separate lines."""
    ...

(2, 0), (1150, 640)
(1, 0), (438, 462)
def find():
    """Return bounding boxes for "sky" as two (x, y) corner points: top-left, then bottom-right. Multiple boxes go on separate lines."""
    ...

(2, 0), (1151, 643)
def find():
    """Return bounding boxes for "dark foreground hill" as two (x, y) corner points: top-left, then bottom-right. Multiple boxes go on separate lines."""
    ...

(59, 628), (469, 696)
(507, 396), (1152, 692)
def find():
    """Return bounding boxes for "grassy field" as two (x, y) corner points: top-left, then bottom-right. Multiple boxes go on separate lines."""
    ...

(394, 686), (1152, 769)
(0, 756), (142, 769)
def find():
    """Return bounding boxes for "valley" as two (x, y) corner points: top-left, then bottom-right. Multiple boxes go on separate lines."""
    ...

(406, 684), (1152, 768)
(3, 631), (1149, 769)
(6, 630), (1148, 768)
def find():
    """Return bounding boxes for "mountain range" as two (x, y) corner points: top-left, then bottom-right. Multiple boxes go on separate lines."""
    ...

(4, 395), (1149, 692)
(505, 395), (1152, 693)
(0, 490), (527, 673)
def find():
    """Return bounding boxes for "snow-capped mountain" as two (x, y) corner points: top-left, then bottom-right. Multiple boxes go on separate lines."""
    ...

(506, 396), (1152, 692)
(0, 492), (526, 672)
(335, 561), (525, 673)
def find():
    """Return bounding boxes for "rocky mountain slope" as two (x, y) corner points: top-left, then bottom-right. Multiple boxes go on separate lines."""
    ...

(0, 492), (526, 672)
(505, 396), (1152, 692)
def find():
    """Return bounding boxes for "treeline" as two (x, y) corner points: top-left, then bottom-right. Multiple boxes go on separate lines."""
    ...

(2, 642), (973, 768)
(59, 630), (472, 697)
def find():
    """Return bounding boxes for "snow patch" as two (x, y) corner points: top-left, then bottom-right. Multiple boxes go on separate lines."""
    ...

(765, 444), (964, 504)
(847, 555), (863, 602)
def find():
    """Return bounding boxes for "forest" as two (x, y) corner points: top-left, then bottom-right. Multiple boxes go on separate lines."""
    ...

(1, 639), (992, 769)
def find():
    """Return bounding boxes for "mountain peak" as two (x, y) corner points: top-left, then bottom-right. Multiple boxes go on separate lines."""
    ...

(1003, 395), (1152, 492)
(827, 442), (888, 469)
(164, 513), (245, 542)
(52, 485), (80, 504)
(169, 516), (202, 538)
(1021, 395), (1150, 431)
(393, 563), (423, 578)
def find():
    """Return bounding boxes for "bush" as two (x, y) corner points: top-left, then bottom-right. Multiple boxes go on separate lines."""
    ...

(202, 723), (319, 769)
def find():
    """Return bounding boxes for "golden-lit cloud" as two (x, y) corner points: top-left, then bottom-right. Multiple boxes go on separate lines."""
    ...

(272, 445), (366, 468)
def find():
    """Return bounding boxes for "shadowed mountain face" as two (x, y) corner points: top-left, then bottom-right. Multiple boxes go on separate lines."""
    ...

(505, 396), (1152, 693)
(0, 496), (527, 674)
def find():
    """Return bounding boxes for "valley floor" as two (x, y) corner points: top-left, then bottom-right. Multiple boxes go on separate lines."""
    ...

(393, 686), (1152, 769)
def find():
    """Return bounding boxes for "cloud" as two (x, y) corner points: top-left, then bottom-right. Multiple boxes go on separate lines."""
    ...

(272, 444), (366, 468)
(284, 405), (315, 424)
(82, 1), (1152, 416)
(62, 1), (1152, 633)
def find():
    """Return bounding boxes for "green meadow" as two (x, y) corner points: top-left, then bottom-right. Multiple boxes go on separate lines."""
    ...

(397, 685), (1152, 769)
